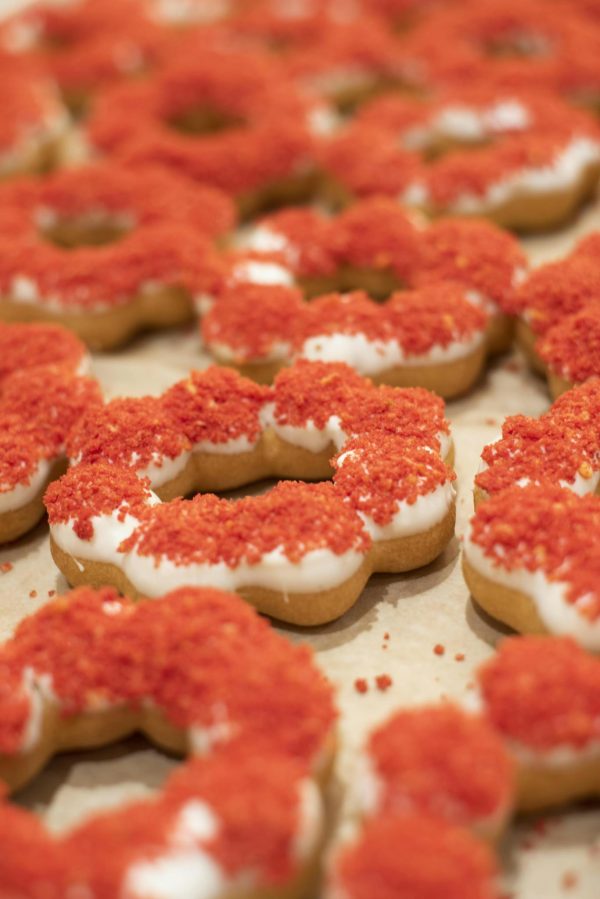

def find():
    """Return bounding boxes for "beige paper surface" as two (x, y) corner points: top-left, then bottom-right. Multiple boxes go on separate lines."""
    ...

(1, 204), (600, 894)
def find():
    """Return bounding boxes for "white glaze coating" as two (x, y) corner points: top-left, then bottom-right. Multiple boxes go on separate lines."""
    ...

(464, 536), (600, 651)
(298, 330), (485, 375)
(121, 545), (367, 598)
(0, 457), (51, 514)
(354, 481), (456, 541)
(261, 402), (347, 452)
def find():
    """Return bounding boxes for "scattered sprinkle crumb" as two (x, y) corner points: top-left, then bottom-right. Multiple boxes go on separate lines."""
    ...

(433, 643), (445, 656)
(561, 871), (578, 890)
(375, 674), (392, 692)
(48, 589), (56, 597)
(455, 652), (465, 662)
(383, 632), (390, 640)
(0, 562), (13, 573)
(354, 678), (369, 694)
(484, 417), (498, 426)
(29, 590), (37, 598)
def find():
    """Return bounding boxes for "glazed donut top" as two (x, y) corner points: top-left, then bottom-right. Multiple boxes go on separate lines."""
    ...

(87, 44), (329, 197)
(234, 201), (526, 310)
(477, 634), (600, 754)
(63, 359), (451, 484)
(476, 403), (600, 497)
(468, 484), (600, 626)
(1, 747), (321, 899)
(359, 704), (515, 829)
(326, 813), (500, 899)
(0, 584), (335, 763)
(401, 0), (600, 99)
(0, 163), (227, 311)
(537, 306), (600, 386)
(320, 86), (600, 211)
(509, 255), (600, 336)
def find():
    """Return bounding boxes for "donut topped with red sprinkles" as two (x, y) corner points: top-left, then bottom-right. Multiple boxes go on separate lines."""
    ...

(476, 413), (600, 497)
(326, 813), (500, 899)
(0, 163), (228, 317)
(477, 635), (600, 752)
(0, 322), (87, 383)
(0, 584), (336, 764)
(468, 484), (600, 618)
(537, 305), (600, 387)
(510, 256), (600, 335)
(362, 704), (515, 829)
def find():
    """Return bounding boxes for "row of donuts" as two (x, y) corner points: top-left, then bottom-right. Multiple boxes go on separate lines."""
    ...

(4, 0), (600, 113)
(1, 582), (598, 896)
(2, 2), (600, 229)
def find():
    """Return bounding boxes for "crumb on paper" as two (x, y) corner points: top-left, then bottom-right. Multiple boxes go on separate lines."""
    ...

(354, 678), (369, 694)
(0, 562), (13, 573)
(433, 643), (445, 656)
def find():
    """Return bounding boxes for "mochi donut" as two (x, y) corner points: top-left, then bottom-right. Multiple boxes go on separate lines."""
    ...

(318, 87), (600, 230)
(86, 44), (333, 217)
(228, 202), (526, 355)
(510, 255), (600, 373)
(202, 285), (489, 397)
(0, 584), (335, 896)
(0, 749), (324, 899)
(476, 635), (600, 810)
(325, 813), (501, 899)
(0, 53), (68, 176)
(537, 306), (600, 398)
(46, 362), (456, 625)
(0, 0), (165, 116)
(397, 0), (600, 102)
(0, 162), (231, 348)
(354, 704), (515, 841)
(474, 409), (600, 507)
(0, 323), (101, 544)
(463, 484), (600, 650)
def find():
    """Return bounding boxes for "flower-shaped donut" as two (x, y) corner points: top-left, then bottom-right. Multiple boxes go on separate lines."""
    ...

(211, 198), (526, 361)
(0, 0), (165, 115)
(0, 162), (232, 349)
(475, 635), (600, 810)
(86, 43), (333, 217)
(474, 381), (600, 504)
(45, 360), (456, 625)
(463, 484), (600, 650)
(319, 86), (600, 231)
(399, 0), (600, 106)
(0, 322), (101, 544)
(0, 583), (335, 897)
(0, 53), (68, 176)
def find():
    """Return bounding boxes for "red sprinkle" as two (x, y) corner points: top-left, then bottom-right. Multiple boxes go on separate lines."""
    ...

(375, 674), (393, 692)
(434, 644), (446, 656)
(355, 678), (369, 694)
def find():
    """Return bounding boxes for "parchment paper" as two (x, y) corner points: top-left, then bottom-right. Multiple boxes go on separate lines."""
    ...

(1, 185), (600, 899)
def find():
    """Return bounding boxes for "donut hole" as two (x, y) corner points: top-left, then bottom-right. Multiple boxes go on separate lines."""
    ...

(167, 104), (245, 136)
(14, 734), (177, 834)
(39, 212), (134, 249)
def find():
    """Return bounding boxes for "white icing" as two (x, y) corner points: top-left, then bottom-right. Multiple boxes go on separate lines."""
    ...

(121, 545), (366, 598)
(261, 402), (347, 452)
(293, 779), (323, 861)
(123, 801), (227, 899)
(308, 104), (341, 136)
(232, 259), (295, 286)
(51, 508), (156, 568)
(0, 457), (51, 514)
(356, 481), (456, 541)
(150, 0), (231, 24)
(132, 451), (191, 489)
(464, 536), (600, 651)
(235, 225), (294, 258)
(297, 331), (484, 375)
(449, 137), (600, 214)
(193, 435), (257, 456)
